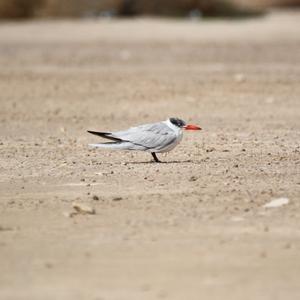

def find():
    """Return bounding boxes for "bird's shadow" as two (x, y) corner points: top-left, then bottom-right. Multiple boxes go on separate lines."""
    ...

(126, 159), (194, 165)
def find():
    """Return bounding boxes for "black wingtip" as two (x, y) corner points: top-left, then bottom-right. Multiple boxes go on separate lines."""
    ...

(87, 130), (102, 136)
(87, 130), (120, 141)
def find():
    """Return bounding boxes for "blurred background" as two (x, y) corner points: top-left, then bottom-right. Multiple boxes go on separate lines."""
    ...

(0, 0), (299, 19)
(1, 1), (300, 300)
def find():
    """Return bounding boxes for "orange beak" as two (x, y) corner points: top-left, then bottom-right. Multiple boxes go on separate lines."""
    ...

(183, 124), (202, 130)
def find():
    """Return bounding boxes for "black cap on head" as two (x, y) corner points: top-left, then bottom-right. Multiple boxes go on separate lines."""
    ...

(169, 117), (186, 128)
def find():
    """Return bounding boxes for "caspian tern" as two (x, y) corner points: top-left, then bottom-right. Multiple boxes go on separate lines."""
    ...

(87, 117), (201, 162)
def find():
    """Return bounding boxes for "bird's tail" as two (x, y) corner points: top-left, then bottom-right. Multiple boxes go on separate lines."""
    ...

(88, 130), (147, 151)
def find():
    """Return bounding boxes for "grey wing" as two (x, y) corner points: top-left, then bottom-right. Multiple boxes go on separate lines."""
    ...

(110, 123), (176, 150)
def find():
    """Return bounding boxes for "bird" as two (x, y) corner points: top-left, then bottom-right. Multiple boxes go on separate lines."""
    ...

(87, 117), (201, 163)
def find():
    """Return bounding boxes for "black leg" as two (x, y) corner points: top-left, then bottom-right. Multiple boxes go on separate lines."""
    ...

(151, 152), (161, 163)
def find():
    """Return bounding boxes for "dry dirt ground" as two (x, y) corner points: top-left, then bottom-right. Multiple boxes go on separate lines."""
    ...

(0, 10), (300, 300)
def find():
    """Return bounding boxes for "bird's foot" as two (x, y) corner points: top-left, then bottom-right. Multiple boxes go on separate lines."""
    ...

(151, 159), (162, 163)
(151, 152), (162, 163)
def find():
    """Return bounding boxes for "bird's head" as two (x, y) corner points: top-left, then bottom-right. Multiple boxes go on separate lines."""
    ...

(169, 117), (202, 130)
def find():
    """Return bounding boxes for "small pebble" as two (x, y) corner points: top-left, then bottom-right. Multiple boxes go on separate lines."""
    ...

(72, 202), (95, 214)
(112, 197), (122, 201)
(206, 147), (215, 152)
(189, 176), (197, 182)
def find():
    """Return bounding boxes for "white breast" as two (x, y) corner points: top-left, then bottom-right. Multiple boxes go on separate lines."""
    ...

(158, 119), (183, 153)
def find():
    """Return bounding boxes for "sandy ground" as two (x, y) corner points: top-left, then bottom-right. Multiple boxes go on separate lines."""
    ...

(0, 10), (300, 300)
